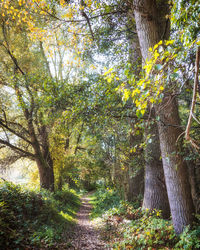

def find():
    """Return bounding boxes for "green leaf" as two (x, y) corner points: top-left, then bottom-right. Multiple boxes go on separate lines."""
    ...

(136, 110), (142, 118)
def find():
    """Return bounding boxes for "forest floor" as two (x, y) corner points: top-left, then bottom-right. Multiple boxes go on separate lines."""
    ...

(68, 194), (107, 250)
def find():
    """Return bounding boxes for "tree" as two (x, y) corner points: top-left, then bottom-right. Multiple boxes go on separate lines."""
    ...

(0, 21), (55, 191)
(125, 6), (170, 217)
(133, 0), (195, 234)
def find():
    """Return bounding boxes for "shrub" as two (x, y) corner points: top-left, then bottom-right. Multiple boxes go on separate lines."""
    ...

(175, 225), (200, 249)
(90, 188), (121, 218)
(91, 187), (200, 249)
(0, 180), (80, 248)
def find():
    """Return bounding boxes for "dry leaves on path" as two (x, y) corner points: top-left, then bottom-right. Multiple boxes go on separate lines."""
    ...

(69, 195), (108, 250)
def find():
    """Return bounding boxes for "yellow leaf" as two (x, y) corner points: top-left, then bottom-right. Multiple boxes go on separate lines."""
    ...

(140, 109), (145, 115)
(123, 89), (130, 101)
(107, 77), (112, 83)
(165, 40), (175, 45)
(154, 44), (158, 50)
(150, 98), (155, 103)
(104, 68), (113, 76)
(159, 86), (164, 91)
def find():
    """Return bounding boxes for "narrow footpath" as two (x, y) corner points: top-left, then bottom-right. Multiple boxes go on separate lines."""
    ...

(69, 195), (107, 250)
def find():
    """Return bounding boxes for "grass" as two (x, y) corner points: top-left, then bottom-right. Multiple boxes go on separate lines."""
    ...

(88, 188), (121, 219)
(87, 192), (97, 206)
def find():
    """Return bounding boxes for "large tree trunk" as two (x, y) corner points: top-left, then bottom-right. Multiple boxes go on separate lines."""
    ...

(133, 0), (195, 233)
(127, 167), (144, 202)
(126, 23), (144, 202)
(126, 119), (144, 202)
(143, 116), (170, 218)
(40, 125), (55, 191)
(128, 2), (169, 217)
(187, 159), (200, 213)
(28, 118), (54, 191)
(36, 157), (54, 191)
(156, 96), (195, 233)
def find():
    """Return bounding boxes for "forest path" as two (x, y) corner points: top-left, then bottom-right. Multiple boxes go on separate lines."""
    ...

(69, 194), (107, 249)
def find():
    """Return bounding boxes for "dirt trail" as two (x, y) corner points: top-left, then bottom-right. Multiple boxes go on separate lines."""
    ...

(69, 195), (107, 250)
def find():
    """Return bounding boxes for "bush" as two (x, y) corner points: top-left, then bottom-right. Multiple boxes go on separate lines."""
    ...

(0, 181), (80, 248)
(175, 225), (200, 249)
(115, 210), (177, 249)
(91, 187), (200, 249)
(90, 187), (121, 218)
(90, 187), (143, 219)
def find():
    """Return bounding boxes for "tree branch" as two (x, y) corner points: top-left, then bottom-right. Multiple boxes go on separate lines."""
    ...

(6, 121), (29, 135)
(1, 23), (25, 76)
(0, 119), (32, 145)
(185, 46), (200, 150)
(0, 154), (27, 168)
(80, 2), (95, 40)
(75, 122), (84, 155)
(0, 139), (35, 159)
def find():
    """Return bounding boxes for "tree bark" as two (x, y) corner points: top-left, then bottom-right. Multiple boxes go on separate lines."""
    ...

(129, 1), (170, 217)
(143, 116), (170, 218)
(32, 140), (54, 192)
(126, 118), (144, 202)
(134, 0), (195, 233)
(127, 167), (144, 202)
(156, 96), (195, 233)
(187, 159), (200, 213)
(27, 116), (54, 191)
(36, 157), (54, 191)
(40, 125), (55, 191)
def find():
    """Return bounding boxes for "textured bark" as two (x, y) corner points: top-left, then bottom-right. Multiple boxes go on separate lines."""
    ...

(127, 167), (144, 202)
(131, 0), (170, 217)
(156, 96), (195, 233)
(28, 119), (54, 191)
(143, 117), (170, 218)
(36, 157), (54, 191)
(127, 11), (142, 78)
(40, 125), (55, 191)
(134, 0), (194, 233)
(195, 163), (200, 213)
(33, 143), (54, 192)
(126, 32), (144, 201)
(125, 117), (144, 201)
(187, 160), (200, 212)
(134, 1), (160, 60)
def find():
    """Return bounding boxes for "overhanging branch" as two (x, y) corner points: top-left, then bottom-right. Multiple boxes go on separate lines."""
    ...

(0, 139), (35, 159)
(0, 119), (32, 145)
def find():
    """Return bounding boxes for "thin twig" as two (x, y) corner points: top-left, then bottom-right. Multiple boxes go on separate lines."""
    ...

(191, 112), (200, 125)
(185, 46), (200, 150)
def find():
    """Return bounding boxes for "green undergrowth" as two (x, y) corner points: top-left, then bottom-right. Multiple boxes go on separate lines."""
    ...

(0, 180), (80, 249)
(90, 187), (200, 249)
(89, 187), (121, 218)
